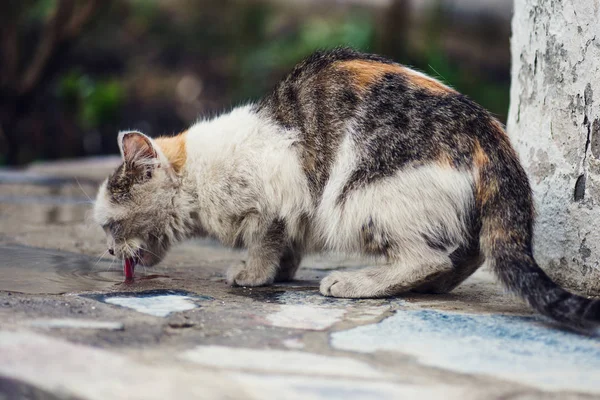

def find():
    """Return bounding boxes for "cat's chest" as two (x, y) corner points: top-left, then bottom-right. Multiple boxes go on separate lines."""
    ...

(190, 169), (258, 235)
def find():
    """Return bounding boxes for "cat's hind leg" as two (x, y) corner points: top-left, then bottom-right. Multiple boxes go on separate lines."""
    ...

(412, 244), (483, 294)
(320, 253), (453, 298)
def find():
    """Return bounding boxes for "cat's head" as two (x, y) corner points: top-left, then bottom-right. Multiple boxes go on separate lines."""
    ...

(94, 131), (181, 267)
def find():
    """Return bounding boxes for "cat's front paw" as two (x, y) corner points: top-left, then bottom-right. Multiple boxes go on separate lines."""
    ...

(226, 261), (276, 287)
(320, 271), (363, 298)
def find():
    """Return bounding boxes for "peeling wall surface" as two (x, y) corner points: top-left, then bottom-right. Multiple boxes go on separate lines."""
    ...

(507, 0), (600, 294)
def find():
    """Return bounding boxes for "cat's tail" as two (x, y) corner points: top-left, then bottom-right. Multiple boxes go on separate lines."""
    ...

(477, 121), (600, 331)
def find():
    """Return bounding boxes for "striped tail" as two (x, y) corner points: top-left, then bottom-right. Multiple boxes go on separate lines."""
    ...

(477, 122), (600, 331)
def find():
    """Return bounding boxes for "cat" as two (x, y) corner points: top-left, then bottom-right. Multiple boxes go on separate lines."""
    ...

(94, 48), (599, 331)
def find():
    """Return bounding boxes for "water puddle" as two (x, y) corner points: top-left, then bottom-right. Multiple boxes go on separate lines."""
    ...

(84, 290), (212, 317)
(0, 244), (168, 294)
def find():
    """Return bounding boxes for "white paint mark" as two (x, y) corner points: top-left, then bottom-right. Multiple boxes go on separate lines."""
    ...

(104, 295), (197, 317)
(267, 305), (346, 330)
(282, 338), (305, 349)
(180, 345), (385, 379)
(231, 373), (469, 400)
(0, 331), (241, 400)
(28, 319), (124, 330)
(346, 307), (390, 323)
(331, 309), (600, 393)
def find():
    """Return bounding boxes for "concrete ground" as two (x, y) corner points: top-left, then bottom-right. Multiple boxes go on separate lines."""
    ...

(1, 158), (599, 400)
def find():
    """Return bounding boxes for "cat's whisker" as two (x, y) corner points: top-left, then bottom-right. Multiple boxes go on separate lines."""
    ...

(74, 177), (94, 204)
(149, 233), (162, 242)
(139, 260), (148, 274)
(135, 251), (149, 274)
(93, 249), (109, 270)
(138, 246), (162, 266)
(427, 64), (447, 83)
(107, 256), (116, 272)
(122, 243), (137, 262)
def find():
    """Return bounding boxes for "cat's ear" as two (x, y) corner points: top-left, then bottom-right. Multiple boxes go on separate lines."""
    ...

(118, 131), (157, 165)
(117, 131), (177, 182)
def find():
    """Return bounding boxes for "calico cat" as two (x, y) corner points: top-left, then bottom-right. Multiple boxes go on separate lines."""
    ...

(94, 48), (600, 330)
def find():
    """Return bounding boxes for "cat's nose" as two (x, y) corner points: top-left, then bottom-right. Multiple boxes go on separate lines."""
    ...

(108, 248), (115, 256)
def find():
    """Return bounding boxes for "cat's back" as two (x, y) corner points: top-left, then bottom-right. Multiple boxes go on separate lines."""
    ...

(257, 47), (459, 129)
(257, 48), (498, 199)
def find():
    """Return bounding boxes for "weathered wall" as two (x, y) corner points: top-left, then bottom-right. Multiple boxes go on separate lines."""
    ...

(507, 0), (600, 295)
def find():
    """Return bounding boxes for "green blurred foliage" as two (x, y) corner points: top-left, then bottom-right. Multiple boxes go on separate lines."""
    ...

(235, 12), (374, 101)
(58, 71), (125, 130)
(421, 40), (510, 122)
(116, 0), (508, 119)
(416, 3), (510, 121)
(0, 0), (511, 164)
(23, 0), (56, 21)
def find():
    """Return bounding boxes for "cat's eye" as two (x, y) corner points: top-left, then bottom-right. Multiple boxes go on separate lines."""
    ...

(103, 221), (122, 237)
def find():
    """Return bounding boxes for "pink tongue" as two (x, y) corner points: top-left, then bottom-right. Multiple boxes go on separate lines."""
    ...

(123, 258), (136, 280)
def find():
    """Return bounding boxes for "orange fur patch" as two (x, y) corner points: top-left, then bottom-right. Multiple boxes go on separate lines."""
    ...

(473, 141), (497, 206)
(334, 60), (454, 95)
(473, 141), (490, 170)
(436, 151), (454, 167)
(334, 60), (404, 91)
(155, 131), (187, 173)
(400, 67), (456, 95)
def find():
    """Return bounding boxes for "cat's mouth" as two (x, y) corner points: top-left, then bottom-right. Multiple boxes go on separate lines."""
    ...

(123, 249), (144, 280)
(125, 247), (161, 272)
(121, 245), (164, 280)
(123, 257), (136, 280)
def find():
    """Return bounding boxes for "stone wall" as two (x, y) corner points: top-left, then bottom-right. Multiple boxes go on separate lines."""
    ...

(507, 0), (600, 295)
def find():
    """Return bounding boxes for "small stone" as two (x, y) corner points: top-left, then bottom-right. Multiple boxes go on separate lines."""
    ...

(168, 322), (195, 329)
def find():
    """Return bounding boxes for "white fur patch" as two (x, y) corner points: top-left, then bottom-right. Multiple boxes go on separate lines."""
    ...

(315, 132), (474, 260)
(184, 106), (312, 243)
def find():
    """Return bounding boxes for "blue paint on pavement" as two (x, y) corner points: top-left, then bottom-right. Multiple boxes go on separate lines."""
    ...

(331, 309), (600, 392)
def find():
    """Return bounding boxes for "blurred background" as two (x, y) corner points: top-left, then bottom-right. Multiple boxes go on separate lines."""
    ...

(0, 0), (511, 166)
